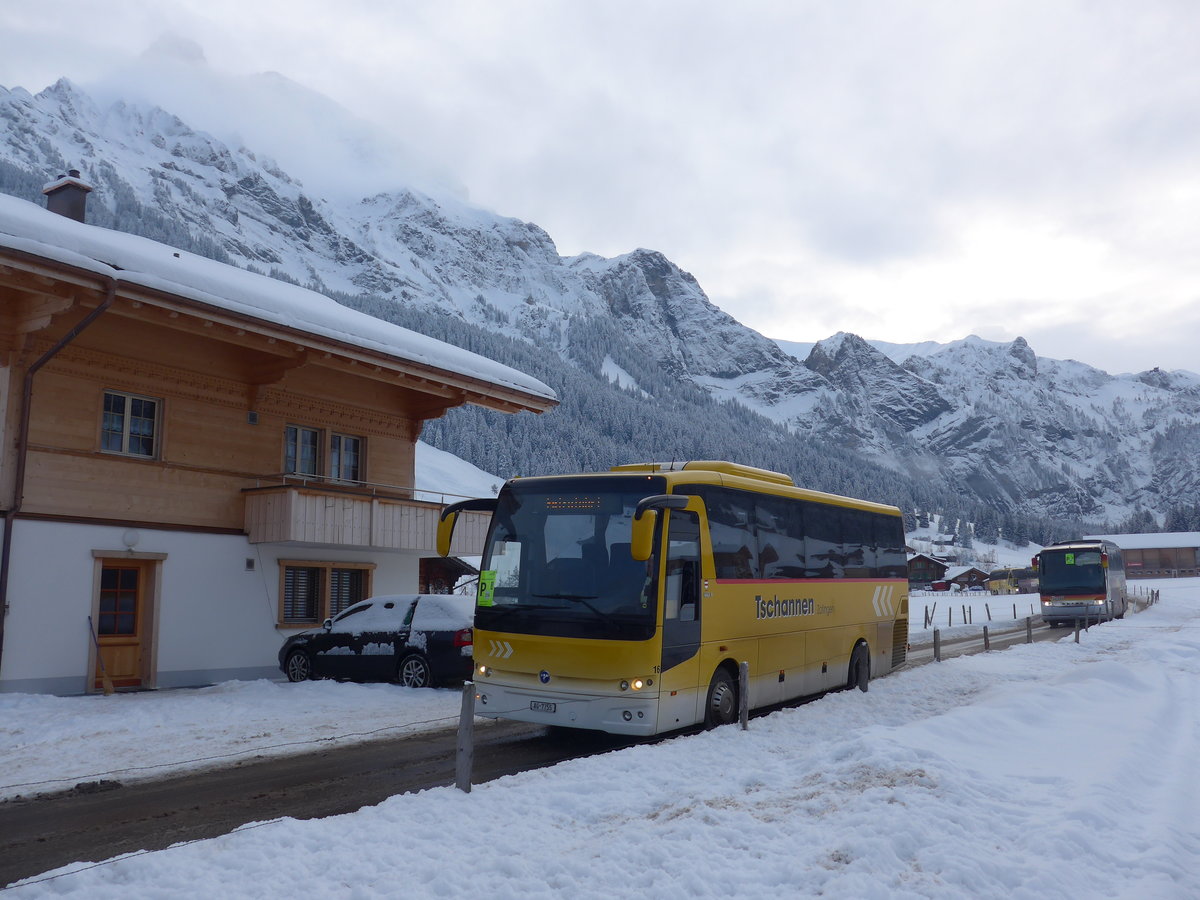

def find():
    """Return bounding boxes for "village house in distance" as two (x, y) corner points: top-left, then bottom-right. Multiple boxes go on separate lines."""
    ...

(0, 175), (556, 694)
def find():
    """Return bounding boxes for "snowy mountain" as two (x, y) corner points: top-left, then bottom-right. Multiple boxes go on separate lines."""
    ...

(2, 75), (1198, 527)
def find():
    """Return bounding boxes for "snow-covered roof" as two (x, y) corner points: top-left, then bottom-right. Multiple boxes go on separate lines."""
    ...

(944, 565), (987, 580)
(907, 553), (948, 565)
(1083, 533), (1200, 550)
(0, 193), (555, 405)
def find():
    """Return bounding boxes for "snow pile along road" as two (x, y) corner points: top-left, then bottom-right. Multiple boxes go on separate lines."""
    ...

(0, 679), (462, 802)
(5, 578), (1199, 897)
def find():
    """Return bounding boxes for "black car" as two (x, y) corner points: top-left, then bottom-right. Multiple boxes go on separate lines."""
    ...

(279, 594), (474, 687)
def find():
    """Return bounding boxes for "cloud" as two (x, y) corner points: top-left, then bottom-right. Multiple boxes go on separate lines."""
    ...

(3, 0), (1200, 375)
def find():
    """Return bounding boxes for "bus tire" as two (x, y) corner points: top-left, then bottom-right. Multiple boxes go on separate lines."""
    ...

(704, 668), (738, 728)
(848, 643), (870, 692)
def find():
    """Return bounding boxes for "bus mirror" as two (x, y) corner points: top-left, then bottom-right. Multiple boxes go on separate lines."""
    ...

(631, 494), (689, 561)
(437, 498), (499, 557)
(631, 511), (656, 561)
(436, 512), (458, 558)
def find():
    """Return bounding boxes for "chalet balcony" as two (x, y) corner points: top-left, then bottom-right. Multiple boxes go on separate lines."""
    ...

(242, 476), (490, 555)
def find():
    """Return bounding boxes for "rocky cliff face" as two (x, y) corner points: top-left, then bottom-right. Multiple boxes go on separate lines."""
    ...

(4, 77), (1198, 524)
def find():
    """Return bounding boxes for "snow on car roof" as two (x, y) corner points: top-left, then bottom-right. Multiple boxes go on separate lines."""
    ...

(410, 594), (474, 631)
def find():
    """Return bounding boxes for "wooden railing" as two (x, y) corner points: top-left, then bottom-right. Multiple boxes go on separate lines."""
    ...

(242, 479), (490, 554)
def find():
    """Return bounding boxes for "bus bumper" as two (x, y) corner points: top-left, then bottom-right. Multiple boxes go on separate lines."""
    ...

(1041, 601), (1113, 626)
(474, 682), (660, 736)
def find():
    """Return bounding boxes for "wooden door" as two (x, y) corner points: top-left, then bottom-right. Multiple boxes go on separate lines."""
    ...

(95, 562), (150, 689)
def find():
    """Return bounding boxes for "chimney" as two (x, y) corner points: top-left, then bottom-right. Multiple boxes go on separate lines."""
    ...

(42, 169), (94, 223)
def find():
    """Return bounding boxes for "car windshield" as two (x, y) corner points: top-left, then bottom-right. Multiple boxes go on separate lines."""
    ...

(475, 475), (666, 640)
(1039, 549), (1107, 594)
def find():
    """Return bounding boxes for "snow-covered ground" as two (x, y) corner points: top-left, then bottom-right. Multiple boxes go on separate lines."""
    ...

(0, 679), (463, 804)
(5, 577), (1198, 897)
(909, 591), (1041, 639)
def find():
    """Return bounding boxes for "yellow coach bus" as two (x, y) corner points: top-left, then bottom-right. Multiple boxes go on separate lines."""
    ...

(437, 460), (909, 736)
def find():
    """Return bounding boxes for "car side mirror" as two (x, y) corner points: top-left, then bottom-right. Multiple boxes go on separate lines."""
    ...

(323, 618), (333, 631)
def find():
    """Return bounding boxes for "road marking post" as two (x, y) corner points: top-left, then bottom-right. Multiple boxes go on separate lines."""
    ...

(933, 628), (942, 662)
(983, 625), (990, 651)
(456, 681), (475, 793)
(739, 661), (750, 730)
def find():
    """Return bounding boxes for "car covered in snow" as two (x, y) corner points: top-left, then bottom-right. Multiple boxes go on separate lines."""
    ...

(278, 594), (474, 687)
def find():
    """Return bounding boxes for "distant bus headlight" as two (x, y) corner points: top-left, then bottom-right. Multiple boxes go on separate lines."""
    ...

(631, 678), (645, 691)
(478, 664), (491, 677)
(619, 680), (629, 691)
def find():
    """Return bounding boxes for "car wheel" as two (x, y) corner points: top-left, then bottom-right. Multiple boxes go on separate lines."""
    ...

(285, 650), (313, 683)
(704, 668), (737, 728)
(847, 643), (870, 692)
(397, 653), (432, 688)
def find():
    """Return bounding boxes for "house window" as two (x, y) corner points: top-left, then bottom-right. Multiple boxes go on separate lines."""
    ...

(102, 390), (160, 458)
(284, 427), (364, 482)
(284, 425), (321, 476)
(330, 433), (362, 482)
(279, 561), (374, 625)
(330, 567), (366, 617)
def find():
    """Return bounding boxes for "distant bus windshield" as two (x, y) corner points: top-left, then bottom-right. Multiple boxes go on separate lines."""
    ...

(476, 476), (666, 640)
(1038, 549), (1107, 594)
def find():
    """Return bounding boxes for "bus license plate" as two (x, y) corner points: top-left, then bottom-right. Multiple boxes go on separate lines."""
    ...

(530, 701), (556, 713)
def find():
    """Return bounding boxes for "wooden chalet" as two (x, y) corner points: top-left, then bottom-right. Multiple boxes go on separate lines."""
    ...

(906, 553), (949, 587)
(0, 180), (555, 694)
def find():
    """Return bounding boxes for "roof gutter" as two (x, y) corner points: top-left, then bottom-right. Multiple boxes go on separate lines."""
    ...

(0, 277), (117, 678)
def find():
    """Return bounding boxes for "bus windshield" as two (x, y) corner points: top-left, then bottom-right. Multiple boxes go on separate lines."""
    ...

(1039, 549), (1107, 594)
(476, 476), (667, 640)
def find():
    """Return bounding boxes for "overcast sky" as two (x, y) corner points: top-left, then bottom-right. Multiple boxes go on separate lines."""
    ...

(3, 0), (1199, 375)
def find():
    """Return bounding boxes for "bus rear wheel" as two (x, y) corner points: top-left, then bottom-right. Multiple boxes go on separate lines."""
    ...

(847, 643), (870, 692)
(704, 668), (738, 728)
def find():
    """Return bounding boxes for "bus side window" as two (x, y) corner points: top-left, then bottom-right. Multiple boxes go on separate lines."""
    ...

(665, 512), (700, 623)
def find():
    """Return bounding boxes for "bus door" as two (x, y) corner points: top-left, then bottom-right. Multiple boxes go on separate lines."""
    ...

(657, 510), (703, 732)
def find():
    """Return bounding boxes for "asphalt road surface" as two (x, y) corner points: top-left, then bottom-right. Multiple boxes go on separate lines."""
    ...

(0, 718), (635, 887)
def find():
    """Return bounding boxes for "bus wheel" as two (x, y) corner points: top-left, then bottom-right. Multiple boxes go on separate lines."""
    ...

(704, 668), (737, 728)
(847, 644), (870, 692)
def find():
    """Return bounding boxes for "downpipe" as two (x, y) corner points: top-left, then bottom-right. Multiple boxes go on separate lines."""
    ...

(0, 278), (117, 678)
